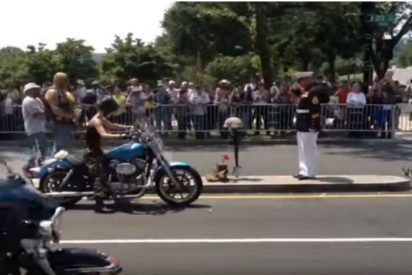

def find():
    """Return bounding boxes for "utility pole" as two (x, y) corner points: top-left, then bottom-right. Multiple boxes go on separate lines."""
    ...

(360, 2), (375, 85)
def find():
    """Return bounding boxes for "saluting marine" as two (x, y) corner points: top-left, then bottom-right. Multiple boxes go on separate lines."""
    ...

(293, 72), (322, 180)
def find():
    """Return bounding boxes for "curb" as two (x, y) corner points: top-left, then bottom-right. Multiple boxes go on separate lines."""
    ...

(31, 176), (410, 195)
(201, 177), (411, 193)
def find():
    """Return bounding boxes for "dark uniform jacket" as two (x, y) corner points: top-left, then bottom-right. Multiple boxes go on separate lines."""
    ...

(296, 89), (322, 132)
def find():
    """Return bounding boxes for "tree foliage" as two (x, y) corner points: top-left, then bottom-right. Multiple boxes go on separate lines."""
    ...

(101, 33), (174, 84)
(398, 40), (412, 67)
(369, 2), (412, 78)
(0, 39), (98, 88)
(205, 55), (257, 84)
(26, 43), (59, 85)
(162, 2), (253, 67)
(54, 39), (98, 81)
(0, 47), (29, 88)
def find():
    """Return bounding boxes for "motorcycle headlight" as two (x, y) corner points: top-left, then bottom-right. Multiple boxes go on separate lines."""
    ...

(39, 207), (64, 243)
(39, 220), (53, 237)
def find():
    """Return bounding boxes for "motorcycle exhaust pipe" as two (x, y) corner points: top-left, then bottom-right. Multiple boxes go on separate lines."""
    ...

(45, 191), (94, 198)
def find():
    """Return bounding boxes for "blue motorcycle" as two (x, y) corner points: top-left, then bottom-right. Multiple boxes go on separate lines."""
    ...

(29, 126), (203, 207)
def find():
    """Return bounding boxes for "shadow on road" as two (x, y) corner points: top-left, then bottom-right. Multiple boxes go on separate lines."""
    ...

(68, 201), (211, 215)
(316, 177), (354, 184)
(322, 141), (412, 161)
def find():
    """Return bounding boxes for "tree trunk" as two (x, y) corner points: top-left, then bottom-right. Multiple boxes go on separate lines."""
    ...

(328, 53), (336, 83)
(254, 4), (272, 89)
(196, 49), (204, 83)
(373, 54), (389, 80)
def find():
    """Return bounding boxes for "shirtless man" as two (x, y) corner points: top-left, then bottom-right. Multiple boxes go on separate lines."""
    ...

(45, 72), (75, 153)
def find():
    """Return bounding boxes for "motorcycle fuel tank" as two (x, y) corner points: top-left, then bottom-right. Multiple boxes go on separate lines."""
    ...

(0, 178), (46, 205)
(106, 142), (146, 161)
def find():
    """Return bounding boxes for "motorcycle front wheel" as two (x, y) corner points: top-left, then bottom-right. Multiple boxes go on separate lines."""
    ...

(155, 166), (203, 206)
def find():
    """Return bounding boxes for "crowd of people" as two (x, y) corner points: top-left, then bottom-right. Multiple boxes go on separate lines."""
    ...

(0, 72), (409, 143)
(0, 75), (302, 139)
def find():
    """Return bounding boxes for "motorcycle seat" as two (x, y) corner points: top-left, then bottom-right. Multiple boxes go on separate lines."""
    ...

(65, 154), (86, 166)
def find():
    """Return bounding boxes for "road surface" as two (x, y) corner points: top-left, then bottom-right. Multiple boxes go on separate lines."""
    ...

(2, 141), (412, 274)
(1, 141), (411, 176)
(55, 194), (412, 275)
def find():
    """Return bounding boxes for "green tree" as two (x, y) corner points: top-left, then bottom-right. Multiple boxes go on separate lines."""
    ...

(367, 2), (412, 79)
(101, 33), (174, 84)
(0, 47), (29, 88)
(26, 43), (59, 84)
(162, 2), (252, 75)
(54, 38), (98, 82)
(205, 55), (257, 84)
(268, 3), (360, 82)
(398, 40), (412, 67)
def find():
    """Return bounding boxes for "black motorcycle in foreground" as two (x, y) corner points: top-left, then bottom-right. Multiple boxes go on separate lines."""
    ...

(0, 160), (122, 275)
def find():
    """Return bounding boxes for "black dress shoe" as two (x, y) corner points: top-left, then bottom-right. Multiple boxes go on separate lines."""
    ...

(293, 174), (303, 179)
(298, 176), (316, 181)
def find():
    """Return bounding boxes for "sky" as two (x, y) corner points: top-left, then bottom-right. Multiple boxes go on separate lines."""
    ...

(0, 0), (174, 53)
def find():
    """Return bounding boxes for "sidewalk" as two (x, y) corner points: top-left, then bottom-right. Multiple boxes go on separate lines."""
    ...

(202, 175), (411, 193)
(31, 175), (410, 194)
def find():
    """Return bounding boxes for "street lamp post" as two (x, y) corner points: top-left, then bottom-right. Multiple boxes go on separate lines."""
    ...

(360, 2), (375, 85)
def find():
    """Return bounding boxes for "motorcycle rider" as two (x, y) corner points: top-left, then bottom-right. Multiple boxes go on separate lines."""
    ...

(85, 96), (131, 212)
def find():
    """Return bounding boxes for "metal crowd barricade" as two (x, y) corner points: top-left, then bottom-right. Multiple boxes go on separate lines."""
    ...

(0, 103), (399, 136)
(0, 105), (24, 133)
(321, 103), (397, 138)
(394, 103), (412, 132)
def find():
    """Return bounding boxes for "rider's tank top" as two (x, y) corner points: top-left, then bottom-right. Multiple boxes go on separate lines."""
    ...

(86, 126), (103, 155)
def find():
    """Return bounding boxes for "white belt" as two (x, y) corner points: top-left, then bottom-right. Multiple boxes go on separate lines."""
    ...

(296, 109), (309, 114)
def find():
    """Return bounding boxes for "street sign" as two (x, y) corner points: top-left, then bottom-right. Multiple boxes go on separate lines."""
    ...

(371, 13), (395, 27)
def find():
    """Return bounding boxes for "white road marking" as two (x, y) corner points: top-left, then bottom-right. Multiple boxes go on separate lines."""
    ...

(61, 238), (412, 244)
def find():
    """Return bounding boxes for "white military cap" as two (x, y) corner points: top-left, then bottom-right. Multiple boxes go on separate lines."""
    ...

(295, 71), (314, 80)
(224, 117), (243, 129)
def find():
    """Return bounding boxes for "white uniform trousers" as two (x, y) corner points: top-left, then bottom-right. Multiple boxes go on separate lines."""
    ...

(297, 131), (319, 177)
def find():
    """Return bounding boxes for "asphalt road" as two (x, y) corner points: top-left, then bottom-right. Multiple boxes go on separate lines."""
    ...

(55, 195), (412, 275)
(1, 140), (412, 176)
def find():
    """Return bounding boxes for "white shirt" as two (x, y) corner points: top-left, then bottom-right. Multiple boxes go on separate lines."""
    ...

(189, 91), (210, 115)
(167, 88), (179, 104)
(22, 96), (46, 135)
(3, 97), (13, 115)
(95, 88), (106, 103)
(75, 86), (87, 102)
(253, 90), (268, 105)
(127, 91), (147, 115)
(346, 91), (366, 106)
(244, 83), (256, 93)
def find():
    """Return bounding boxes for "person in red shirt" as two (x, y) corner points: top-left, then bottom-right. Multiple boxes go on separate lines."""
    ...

(335, 81), (350, 104)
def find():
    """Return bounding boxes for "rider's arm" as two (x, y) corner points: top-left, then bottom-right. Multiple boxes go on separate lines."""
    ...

(94, 119), (124, 139)
(102, 117), (130, 130)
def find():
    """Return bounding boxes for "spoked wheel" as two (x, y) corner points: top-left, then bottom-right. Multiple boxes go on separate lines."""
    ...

(40, 170), (82, 208)
(155, 166), (203, 207)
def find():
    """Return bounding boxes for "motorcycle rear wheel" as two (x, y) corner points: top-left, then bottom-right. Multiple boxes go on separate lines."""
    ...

(155, 166), (203, 207)
(40, 170), (82, 208)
